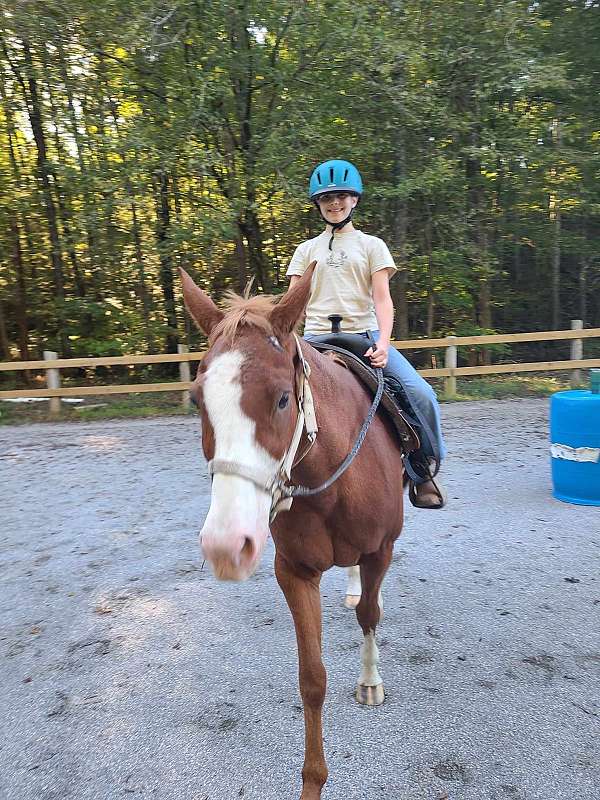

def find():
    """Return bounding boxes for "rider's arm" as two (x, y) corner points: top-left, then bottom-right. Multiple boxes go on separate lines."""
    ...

(371, 268), (395, 348)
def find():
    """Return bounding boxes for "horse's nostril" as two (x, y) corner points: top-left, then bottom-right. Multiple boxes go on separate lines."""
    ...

(241, 537), (254, 561)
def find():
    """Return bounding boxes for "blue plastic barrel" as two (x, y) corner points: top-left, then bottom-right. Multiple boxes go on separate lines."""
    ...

(550, 370), (600, 506)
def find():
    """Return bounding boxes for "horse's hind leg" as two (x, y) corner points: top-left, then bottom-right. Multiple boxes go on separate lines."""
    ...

(355, 543), (393, 706)
(344, 565), (384, 613)
(344, 565), (361, 608)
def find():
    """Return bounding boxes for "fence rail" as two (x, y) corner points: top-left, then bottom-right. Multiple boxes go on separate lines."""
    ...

(1, 322), (599, 415)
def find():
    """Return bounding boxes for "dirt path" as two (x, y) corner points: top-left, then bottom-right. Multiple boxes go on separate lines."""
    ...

(1, 398), (598, 800)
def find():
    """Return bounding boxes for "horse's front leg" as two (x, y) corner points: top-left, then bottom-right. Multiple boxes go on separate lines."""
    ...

(355, 542), (393, 706)
(275, 553), (327, 800)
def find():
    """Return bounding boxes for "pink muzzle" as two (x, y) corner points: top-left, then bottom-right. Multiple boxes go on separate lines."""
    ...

(200, 525), (268, 582)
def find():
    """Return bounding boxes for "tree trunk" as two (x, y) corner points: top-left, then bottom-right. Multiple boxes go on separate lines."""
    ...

(230, 8), (271, 291)
(269, 202), (282, 289)
(43, 44), (86, 299)
(0, 300), (10, 361)
(242, 207), (270, 292)
(2, 46), (44, 353)
(132, 200), (155, 353)
(57, 39), (98, 274)
(578, 257), (589, 327)
(550, 118), (562, 330)
(21, 38), (68, 352)
(103, 82), (155, 353)
(0, 78), (30, 361)
(424, 213), (435, 339)
(390, 53), (409, 339)
(390, 183), (409, 339)
(10, 217), (30, 362)
(154, 171), (179, 354)
(550, 199), (561, 330)
(466, 121), (492, 363)
(88, 53), (120, 287)
(235, 222), (249, 293)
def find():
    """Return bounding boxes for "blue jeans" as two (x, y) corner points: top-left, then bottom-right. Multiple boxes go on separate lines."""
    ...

(305, 330), (447, 474)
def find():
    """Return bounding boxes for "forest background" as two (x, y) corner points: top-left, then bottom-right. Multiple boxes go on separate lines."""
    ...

(1, 0), (599, 377)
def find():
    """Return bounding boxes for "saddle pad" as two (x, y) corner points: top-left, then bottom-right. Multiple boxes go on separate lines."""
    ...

(309, 340), (420, 455)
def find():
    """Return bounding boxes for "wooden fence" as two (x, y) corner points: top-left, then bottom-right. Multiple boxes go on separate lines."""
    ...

(1, 321), (599, 417)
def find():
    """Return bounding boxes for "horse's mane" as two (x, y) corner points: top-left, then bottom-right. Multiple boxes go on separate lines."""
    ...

(209, 290), (277, 344)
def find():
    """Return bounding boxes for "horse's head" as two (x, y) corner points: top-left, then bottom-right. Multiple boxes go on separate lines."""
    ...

(180, 265), (315, 581)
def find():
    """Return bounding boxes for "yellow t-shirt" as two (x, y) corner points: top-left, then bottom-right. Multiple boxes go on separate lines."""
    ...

(286, 229), (397, 335)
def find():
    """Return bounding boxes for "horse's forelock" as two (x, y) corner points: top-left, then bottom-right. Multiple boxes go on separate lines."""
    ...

(209, 292), (279, 345)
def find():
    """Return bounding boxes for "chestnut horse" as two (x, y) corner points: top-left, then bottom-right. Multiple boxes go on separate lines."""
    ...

(181, 265), (404, 800)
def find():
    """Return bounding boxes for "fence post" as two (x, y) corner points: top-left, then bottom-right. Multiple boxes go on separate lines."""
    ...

(43, 350), (61, 418)
(178, 344), (191, 409)
(570, 319), (583, 387)
(445, 336), (457, 399)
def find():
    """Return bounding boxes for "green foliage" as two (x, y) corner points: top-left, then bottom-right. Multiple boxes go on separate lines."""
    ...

(0, 0), (599, 373)
(453, 322), (512, 361)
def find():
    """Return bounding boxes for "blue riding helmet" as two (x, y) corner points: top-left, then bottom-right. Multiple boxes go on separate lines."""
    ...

(309, 159), (363, 199)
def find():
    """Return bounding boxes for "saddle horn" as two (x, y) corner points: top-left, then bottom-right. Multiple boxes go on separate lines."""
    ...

(328, 314), (343, 334)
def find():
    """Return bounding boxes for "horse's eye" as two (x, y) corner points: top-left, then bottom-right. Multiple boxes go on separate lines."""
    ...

(190, 385), (203, 409)
(278, 392), (290, 410)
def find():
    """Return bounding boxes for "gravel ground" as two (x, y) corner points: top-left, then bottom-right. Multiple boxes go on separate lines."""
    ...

(1, 398), (599, 800)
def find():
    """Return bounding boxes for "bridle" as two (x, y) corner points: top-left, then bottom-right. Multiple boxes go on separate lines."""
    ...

(207, 334), (384, 522)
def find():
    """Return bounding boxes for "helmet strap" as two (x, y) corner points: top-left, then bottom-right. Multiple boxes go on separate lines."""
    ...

(315, 203), (356, 250)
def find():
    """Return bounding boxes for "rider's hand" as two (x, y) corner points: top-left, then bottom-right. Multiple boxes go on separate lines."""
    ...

(365, 340), (389, 369)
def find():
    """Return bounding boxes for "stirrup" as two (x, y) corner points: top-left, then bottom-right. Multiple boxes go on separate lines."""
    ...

(408, 476), (447, 510)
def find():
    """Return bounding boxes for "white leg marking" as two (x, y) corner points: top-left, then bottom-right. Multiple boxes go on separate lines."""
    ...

(359, 630), (382, 687)
(344, 568), (383, 614)
(344, 565), (362, 608)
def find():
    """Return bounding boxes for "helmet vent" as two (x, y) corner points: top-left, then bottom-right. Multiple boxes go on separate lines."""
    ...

(329, 166), (334, 183)
(316, 171), (322, 185)
(343, 168), (349, 181)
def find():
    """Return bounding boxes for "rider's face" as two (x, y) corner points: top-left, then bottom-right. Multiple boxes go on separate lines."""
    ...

(316, 191), (358, 224)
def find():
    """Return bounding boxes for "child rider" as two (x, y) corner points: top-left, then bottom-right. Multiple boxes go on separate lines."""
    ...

(286, 159), (446, 508)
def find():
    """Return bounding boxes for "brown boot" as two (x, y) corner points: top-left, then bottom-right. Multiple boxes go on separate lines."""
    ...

(408, 471), (447, 510)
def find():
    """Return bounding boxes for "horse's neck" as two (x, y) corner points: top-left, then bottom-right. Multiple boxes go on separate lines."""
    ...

(297, 342), (369, 465)
(302, 339), (361, 388)
(301, 341), (357, 398)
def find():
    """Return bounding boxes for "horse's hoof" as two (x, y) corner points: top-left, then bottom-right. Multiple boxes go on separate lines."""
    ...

(344, 594), (360, 609)
(356, 683), (385, 706)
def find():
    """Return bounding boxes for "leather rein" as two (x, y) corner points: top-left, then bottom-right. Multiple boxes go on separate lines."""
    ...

(207, 334), (385, 522)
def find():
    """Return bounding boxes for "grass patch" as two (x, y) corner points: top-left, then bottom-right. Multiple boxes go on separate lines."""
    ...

(438, 373), (580, 402)
(0, 391), (195, 425)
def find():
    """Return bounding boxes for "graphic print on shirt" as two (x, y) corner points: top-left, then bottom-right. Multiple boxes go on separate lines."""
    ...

(325, 249), (349, 270)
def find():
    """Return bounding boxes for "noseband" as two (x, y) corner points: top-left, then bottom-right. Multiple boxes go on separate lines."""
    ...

(207, 334), (384, 522)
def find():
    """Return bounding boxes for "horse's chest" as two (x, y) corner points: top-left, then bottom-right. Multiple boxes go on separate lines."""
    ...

(331, 538), (362, 568)
(273, 524), (362, 571)
(273, 527), (335, 572)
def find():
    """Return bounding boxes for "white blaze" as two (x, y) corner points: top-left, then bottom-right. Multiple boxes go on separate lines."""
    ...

(201, 350), (277, 555)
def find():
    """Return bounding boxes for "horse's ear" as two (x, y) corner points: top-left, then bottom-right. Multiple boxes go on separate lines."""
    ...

(270, 261), (316, 338)
(179, 268), (224, 336)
